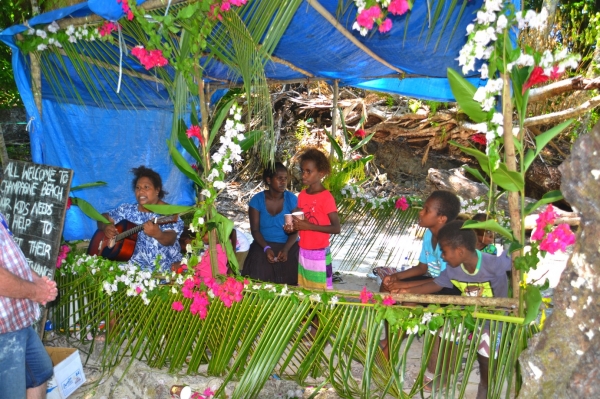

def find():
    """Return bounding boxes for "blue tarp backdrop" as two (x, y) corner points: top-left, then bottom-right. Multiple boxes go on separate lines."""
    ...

(1, 0), (496, 239)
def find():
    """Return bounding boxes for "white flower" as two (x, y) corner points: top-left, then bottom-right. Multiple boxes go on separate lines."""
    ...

(189, 223), (197, 233)
(213, 180), (227, 190)
(26, 28), (34, 35)
(201, 189), (211, 198)
(491, 112), (503, 125)
(407, 325), (419, 335)
(37, 44), (48, 51)
(186, 244), (193, 253)
(309, 294), (322, 302)
(233, 113), (242, 121)
(47, 21), (60, 33)
(264, 284), (274, 290)
(478, 63), (489, 79)
(330, 295), (339, 309)
(421, 312), (433, 324)
(171, 286), (178, 294)
(252, 284), (262, 290)
(35, 29), (47, 38)
(212, 152), (224, 164)
(466, 24), (474, 34)
(495, 14), (507, 32)
(66, 25), (75, 35)
(68, 36), (77, 43)
(473, 86), (487, 103)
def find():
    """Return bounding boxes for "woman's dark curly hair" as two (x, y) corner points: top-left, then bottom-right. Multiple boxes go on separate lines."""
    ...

(263, 161), (289, 183)
(132, 166), (167, 199)
(299, 148), (331, 175)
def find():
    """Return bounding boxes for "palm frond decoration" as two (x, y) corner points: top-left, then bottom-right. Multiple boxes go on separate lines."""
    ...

(52, 253), (533, 399)
(331, 199), (422, 272)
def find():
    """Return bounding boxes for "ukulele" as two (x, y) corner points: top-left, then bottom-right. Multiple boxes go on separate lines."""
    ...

(87, 215), (179, 261)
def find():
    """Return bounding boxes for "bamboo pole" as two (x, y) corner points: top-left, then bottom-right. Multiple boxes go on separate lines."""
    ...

(334, 289), (519, 308)
(30, 54), (43, 119)
(501, 72), (521, 311)
(330, 79), (339, 161)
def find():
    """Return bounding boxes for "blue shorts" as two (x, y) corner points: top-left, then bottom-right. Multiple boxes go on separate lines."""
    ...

(0, 326), (54, 399)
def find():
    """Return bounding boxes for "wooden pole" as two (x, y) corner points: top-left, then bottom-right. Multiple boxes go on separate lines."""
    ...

(501, 72), (521, 311)
(330, 79), (339, 161)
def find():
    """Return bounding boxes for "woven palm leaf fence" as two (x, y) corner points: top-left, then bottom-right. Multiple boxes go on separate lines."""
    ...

(331, 197), (424, 272)
(53, 254), (532, 399)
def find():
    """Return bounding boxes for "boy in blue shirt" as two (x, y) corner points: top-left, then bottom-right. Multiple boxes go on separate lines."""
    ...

(381, 190), (462, 294)
(396, 220), (512, 399)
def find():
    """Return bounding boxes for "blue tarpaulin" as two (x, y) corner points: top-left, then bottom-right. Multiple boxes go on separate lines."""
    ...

(1, 0), (493, 239)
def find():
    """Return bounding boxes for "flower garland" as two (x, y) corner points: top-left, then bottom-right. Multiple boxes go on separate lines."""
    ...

(457, 1), (581, 151)
(352, 0), (412, 36)
(19, 22), (106, 53)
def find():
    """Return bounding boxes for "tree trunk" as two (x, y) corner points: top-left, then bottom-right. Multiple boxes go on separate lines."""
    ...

(518, 121), (600, 397)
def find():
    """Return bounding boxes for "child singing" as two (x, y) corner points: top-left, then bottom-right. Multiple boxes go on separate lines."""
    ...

(286, 148), (340, 289)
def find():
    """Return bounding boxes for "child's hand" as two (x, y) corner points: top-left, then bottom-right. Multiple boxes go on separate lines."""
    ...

(292, 217), (310, 231)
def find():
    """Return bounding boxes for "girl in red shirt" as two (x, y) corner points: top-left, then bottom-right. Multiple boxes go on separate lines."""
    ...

(287, 148), (340, 289)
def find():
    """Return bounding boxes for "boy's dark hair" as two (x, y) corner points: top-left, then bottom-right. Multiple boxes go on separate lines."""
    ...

(428, 190), (461, 222)
(132, 166), (167, 199)
(263, 161), (288, 183)
(438, 220), (477, 252)
(299, 148), (331, 175)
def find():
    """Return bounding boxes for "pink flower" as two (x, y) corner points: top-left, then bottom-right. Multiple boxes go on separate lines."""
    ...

(117, 0), (134, 20)
(131, 46), (168, 70)
(66, 197), (72, 210)
(540, 224), (575, 254)
(355, 129), (366, 139)
(182, 278), (196, 299)
(220, 1), (231, 11)
(190, 291), (210, 319)
(531, 204), (558, 241)
(99, 21), (119, 37)
(186, 125), (204, 145)
(357, 6), (382, 29)
(56, 245), (70, 268)
(229, 0), (247, 5)
(382, 296), (395, 306)
(470, 133), (487, 145)
(378, 18), (393, 33)
(135, 286), (142, 294)
(202, 387), (215, 398)
(395, 196), (409, 211)
(172, 301), (184, 311)
(360, 286), (373, 304)
(388, 0), (410, 15)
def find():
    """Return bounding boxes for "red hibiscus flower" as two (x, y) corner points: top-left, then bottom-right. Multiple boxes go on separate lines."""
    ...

(355, 129), (366, 139)
(470, 133), (487, 145)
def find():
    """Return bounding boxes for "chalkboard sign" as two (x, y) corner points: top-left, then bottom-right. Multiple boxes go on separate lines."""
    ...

(0, 160), (73, 280)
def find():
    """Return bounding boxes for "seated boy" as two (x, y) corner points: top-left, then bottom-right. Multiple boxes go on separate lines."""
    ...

(395, 220), (512, 399)
(381, 190), (462, 294)
(472, 213), (497, 255)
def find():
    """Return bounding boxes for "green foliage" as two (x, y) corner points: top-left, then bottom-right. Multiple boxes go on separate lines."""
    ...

(0, 0), (30, 108)
(53, 258), (534, 399)
(425, 100), (446, 115)
(408, 99), (422, 114)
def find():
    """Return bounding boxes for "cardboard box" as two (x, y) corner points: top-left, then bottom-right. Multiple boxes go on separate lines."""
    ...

(45, 347), (86, 399)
